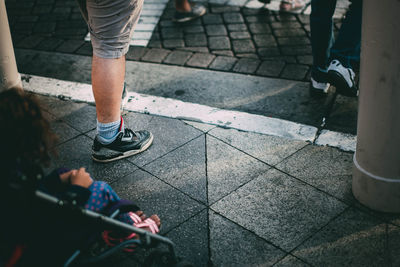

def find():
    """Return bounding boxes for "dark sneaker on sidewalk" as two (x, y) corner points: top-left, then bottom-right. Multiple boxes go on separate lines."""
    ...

(309, 71), (330, 98)
(173, 3), (206, 23)
(92, 129), (153, 163)
(327, 60), (358, 97)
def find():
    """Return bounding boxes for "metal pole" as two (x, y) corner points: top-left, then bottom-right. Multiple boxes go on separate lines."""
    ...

(0, 0), (22, 92)
(352, 0), (400, 213)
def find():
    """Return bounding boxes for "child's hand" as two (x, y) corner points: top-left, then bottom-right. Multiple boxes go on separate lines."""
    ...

(69, 168), (93, 188)
(59, 168), (93, 188)
(59, 170), (75, 183)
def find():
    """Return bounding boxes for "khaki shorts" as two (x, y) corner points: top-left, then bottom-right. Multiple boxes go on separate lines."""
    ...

(76, 0), (143, 59)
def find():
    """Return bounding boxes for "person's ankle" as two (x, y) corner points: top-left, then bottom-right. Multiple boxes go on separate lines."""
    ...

(176, 1), (192, 12)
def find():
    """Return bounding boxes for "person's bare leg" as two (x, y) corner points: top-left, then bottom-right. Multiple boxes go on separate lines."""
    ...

(175, 0), (191, 12)
(92, 55), (125, 123)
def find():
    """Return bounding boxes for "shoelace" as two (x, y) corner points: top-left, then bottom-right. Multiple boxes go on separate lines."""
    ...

(122, 128), (139, 141)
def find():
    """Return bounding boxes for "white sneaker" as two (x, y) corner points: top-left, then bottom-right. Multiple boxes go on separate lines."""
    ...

(327, 60), (358, 97)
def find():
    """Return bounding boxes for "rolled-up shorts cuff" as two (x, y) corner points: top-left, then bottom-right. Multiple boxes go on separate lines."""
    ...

(77, 0), (144, 59)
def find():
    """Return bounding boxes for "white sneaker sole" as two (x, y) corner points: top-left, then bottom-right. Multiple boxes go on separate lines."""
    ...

(92, 133), (154, 163)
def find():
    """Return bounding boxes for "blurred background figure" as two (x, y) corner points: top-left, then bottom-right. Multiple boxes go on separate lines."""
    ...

(258, 0), (306, 12)
(309, 0), (362, 97)
(173, 0), (206, 22)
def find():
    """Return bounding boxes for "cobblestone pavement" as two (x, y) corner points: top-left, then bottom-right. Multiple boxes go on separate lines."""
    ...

(6, 0), (348, 81)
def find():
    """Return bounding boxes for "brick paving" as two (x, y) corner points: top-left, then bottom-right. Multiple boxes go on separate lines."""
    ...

(6, 0), (346, 82)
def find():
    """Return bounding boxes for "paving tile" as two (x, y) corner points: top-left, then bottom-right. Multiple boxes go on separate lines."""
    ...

(208, 36), (231, 50)
(44, 111), (81, 146)
(223, 12), (244, 23)
(276, 145), (354, 203)
(280, 64), (309, 80)
(205, 24), (228, 36)
(207, 135), (270, 204)
(277, 37), (310, 46)
(211, 168), (348, 251)
(232, 39), (256, 53)
(248, 22), (271, 34)
(227, 23), (248, 32)
(209, 56), (237, 71)
(202, 14), (223, 25)
(33, 22), (56, 34)
(143, 136), (207, 203)
(256, 60), (285, 77)
(32, 5), (53, 15)
(75, 42), (93, 56)
(258, 47), (281, 58)
(211, 50), (234, 56)
(165, 210), (209, 266)
(55, 40), (84, 53)
(253, 34), (277, 47)
(274, 28), (307, 37)
(210, 5), (240, 13)
(292, 208), (390, 266)
(37, 95), (96, 133)
(185, 33), (208, 47)
(147, 40), (162, 48)
(236, 53), (259, 59)
(209, 127), (307, 166)
(186, 53), (216, 68)
(210, 211), (285, 266)
(163, 39), (185, 48)
(111, 169), (205, 233)
(296, 55), (313, 65)
(141, 48), (170, 63)
(122, 112), (203, 167)
(274, 255), (311, 266)
(229, 31), (251, 39)
(183, 25), (204, 34)
(163, 50), (193, 65)
(161, 28), (183, 39)
(274, 13), (298, 22)
(245, 15), (271, 23)
(47, 135), (136, 184)
(178, 46), (209, 53)
(232, 58), (260, 74)
(125, 46), (148, 61)
(271, 21), (303, 29)
(36, 38), (63, 51)
(17, 35), (44, 49)
(281, 45), (312, 56)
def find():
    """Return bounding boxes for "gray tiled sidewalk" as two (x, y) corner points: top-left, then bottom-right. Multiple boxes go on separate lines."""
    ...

(36, 93), (400, 266)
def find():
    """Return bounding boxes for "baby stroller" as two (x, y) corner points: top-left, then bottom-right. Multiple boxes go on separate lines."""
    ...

(0, 166), (191, 267)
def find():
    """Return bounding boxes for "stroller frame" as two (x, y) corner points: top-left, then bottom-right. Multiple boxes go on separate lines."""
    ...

(35, 190), (178, 267)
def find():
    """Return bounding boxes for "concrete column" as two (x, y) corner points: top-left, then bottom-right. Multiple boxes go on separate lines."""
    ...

(352, 0), (400, 213)
(0, 0), (22, 92)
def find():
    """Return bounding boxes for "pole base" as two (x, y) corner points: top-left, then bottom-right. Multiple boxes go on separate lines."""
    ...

(352, 160), (400, 213)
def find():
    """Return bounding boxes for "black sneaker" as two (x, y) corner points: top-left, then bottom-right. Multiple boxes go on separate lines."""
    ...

(327, 60), (358, 97)
(92, 129), (153, 163)
(309, 70), (330, 98)
(173, 3), (206, 23)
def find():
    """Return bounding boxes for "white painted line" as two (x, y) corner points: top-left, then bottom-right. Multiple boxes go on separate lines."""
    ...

(131, 39), (149, 46)
(124, 92), (317, 141)
(245, 0), (266, 9)
(21, 74), (357, 151)
(315, 129), (356, 152)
